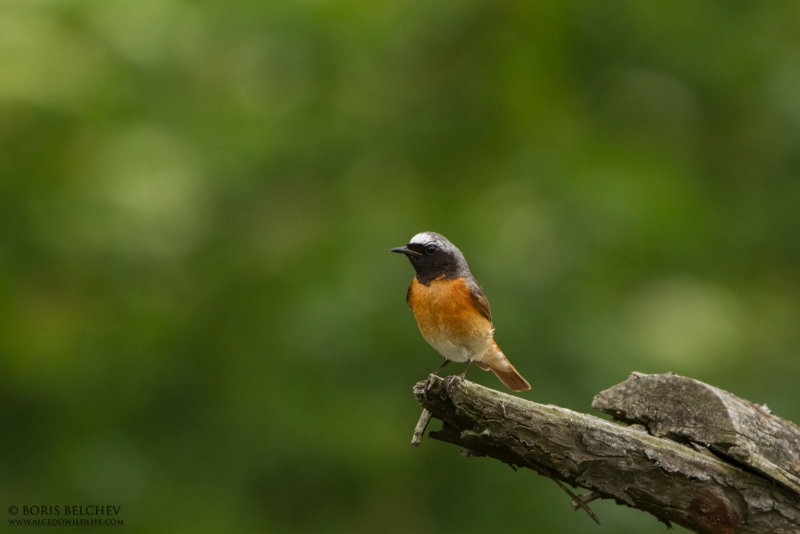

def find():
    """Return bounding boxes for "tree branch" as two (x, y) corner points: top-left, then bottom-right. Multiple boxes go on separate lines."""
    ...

(593, 372), (800, 495)
(412, 373), (800, 534)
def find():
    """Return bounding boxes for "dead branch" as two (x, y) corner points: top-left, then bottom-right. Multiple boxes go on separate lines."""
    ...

(412, 373), (800, 534)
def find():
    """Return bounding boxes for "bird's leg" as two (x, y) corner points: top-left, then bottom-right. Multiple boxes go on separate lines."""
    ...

(458, 359), (475, 379)
(431, 359), (451, 376)
(444, 360), (474, 389)
(423, 359), (451, 391)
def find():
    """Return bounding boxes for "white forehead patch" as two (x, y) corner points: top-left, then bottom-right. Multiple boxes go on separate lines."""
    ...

(409, 232), (438, 245)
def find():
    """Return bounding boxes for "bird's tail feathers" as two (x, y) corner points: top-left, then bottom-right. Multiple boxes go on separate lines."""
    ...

(480, 342), (531, 392)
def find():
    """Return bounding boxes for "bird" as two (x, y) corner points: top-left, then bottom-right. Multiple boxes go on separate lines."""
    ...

(391, 231), (531, 391)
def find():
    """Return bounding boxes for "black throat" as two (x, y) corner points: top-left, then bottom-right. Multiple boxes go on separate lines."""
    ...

(406, 247), (471, 285)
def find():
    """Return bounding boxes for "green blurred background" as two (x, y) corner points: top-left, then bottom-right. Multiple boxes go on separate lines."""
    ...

(2, 1), (799, 533)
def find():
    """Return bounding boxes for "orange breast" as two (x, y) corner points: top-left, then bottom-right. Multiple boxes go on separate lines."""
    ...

(407, 276), (494, 362)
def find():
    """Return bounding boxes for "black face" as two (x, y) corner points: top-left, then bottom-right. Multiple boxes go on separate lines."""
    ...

(391, 232), (471, 284)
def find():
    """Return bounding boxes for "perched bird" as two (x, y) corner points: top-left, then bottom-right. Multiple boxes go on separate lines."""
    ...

(391, 231), (531, 391)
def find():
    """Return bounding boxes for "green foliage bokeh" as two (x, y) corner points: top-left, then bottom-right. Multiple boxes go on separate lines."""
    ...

(2, 1), (799, 533)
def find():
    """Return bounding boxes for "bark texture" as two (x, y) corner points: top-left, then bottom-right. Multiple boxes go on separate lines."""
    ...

(413, 373), (800, 534)
(593, 372), (800, 496)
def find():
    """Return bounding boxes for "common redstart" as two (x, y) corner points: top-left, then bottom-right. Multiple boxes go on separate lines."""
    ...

(391, 231), (531, 391)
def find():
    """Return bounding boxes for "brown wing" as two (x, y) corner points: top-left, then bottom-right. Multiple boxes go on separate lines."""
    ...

(466, 278), (492, 324)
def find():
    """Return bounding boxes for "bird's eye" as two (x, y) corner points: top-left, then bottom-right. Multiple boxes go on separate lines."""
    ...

(425, 244), (437, 255)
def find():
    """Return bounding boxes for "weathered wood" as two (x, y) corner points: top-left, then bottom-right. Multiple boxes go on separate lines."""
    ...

(413, 374), (800, 534)
(411, 408), (432, 447)
(592, 372), (800, 496)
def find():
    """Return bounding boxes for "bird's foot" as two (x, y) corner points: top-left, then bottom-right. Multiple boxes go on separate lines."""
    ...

(419, 374), (439, 399)
(444, 374), (465, 388)
(456, 359), (474, 380)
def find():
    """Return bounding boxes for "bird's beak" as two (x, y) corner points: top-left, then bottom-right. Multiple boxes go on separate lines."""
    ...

(391, 245), (422, 256)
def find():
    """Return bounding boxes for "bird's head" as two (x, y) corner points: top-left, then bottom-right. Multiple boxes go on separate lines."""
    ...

(391, 231), (470, 283)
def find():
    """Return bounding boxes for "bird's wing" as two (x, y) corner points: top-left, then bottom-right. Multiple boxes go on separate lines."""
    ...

(466, 278), (492, 324)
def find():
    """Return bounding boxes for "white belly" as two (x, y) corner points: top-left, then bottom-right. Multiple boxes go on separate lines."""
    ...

(422, 326), (493, 363)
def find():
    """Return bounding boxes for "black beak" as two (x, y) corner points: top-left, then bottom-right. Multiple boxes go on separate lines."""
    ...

(391, 245), (422, 256)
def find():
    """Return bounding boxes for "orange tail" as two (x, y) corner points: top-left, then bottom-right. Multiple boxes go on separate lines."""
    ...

(478, 341), (531, 392)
